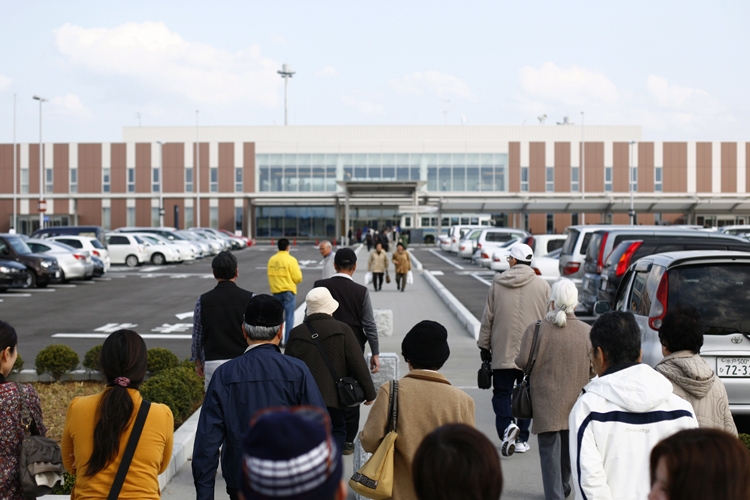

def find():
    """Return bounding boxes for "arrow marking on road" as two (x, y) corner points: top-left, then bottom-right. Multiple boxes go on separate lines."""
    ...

(151, 323), (192, 333)
(175, 312), (194, 320)
(94, 323), (138, 333)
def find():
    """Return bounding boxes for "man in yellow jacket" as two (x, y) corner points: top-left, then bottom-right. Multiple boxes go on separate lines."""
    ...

(267, 238), (303, 345)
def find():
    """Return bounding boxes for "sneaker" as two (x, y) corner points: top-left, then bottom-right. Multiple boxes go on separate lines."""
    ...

(342, 442), (355, 455)
(514, 441), (530, 453)
(500, 423), (520, 457)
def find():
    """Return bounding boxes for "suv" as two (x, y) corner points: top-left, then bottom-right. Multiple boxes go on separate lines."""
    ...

(596, 251), (750, 414)
(105, 233), (148, 267)
(559, 225), (621, 296)
(598, 236), (750, 308)
(0, 234), (60, 287)
(31, 225), (106, 247)
(580, 227), (716, 314)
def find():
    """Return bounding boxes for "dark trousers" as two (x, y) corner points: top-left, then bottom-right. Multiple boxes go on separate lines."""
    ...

(396, 272), (406, 291)
(346, 335), (368, 442)
(492, 369), (531, 442)
(227, 487), (240, 500)
(328, 406), (347, 454)
(538, 431), (571, 500)
(372, 272), (384, 291)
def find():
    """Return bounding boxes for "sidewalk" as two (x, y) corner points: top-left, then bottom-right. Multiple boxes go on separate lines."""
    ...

(159, 248), (547, 499)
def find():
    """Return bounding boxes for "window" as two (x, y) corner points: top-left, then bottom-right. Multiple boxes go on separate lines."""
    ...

(127, 168), (135, 193)
(126, 207), (135, 226)
(209, 207), (219, 228)
(107, 235), (129, 245)
(185, 167), (194, 193)
(185, 207), (194, 228)
(235, 206), (243, 232)
(45, 169), (53, 193)
(604, 166), (612, 192)
(404, 216), (412, 228)
(521, 167), (529, 192)
(152, 168), (160, 192)
(102, 168), (111, 193)
(69, 169), (78, 193)
(235, 167), (243, 192)
(546, 167), (554, 192)
(655, 167), (663, 193)
(571, 166), (579, 193)
(21, 169), (28, 194)
(102, 207), (111, 230)
(546, 213), (554, 234)
(210, 167), (218, 192)
(631, 166), (638, 192)
(151, 207), (159, 226)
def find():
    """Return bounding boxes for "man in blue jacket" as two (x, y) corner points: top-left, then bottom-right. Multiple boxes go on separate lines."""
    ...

(192, 294), (326, 500)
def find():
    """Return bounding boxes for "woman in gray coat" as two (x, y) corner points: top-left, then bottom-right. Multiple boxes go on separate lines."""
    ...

(516, 279), (593, 500)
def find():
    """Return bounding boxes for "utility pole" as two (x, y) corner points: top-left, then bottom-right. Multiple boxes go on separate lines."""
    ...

(277, 64), (295, 126)
(33, 95), (48, 230)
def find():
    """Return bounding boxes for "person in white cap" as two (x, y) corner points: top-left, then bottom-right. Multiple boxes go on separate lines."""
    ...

(477, 242), (550, 457)
(285, 287), (377, 454)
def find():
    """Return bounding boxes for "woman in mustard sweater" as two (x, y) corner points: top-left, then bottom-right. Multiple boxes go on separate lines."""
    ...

(62, 330), (174, 499)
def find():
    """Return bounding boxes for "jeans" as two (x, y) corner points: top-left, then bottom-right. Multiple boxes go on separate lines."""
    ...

(327, 407), (347, 454)
(372, 273), (384, 291)
(273, 291), (296, 343)
(538, 431), (571, 500)
(492, 369), (531, 442)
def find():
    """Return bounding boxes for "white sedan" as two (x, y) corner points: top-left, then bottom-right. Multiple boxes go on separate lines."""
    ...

(133, 233), (186, 265)
(531, 248), (562, 285)
(47, 235), (111, 272)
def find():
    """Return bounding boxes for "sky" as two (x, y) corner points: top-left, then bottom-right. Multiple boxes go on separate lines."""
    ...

(1, 1), (748, 144)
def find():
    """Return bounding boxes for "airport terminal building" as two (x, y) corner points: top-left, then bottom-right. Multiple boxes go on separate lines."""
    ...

(1, 125), (749, 240)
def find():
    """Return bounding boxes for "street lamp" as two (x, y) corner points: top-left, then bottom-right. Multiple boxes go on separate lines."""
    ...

(157, 141), (165, 227)
(580, 111), (585, 225)
(33, 95), (48, 230)
(277, 64), (295, 126)
(629, 141), (637, 225)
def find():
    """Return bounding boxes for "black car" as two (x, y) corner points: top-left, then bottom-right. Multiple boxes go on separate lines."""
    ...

(91, 255), (106, 277)
(0, 259), (29, 292)
(0, 234), (61, 288)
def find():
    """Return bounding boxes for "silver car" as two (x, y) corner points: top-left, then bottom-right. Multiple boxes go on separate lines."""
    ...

(26, 239), (94, 281)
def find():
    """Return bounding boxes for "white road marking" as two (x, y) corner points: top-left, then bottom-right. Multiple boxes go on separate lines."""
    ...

(0, 293), (31, 297)
(95, 323), (138, 333)
(94, 278), (112, 281)
(428, 270), (445, 276)
(427, 249), (464, 269)
(140, 266), (162, 272)
(175, 311), (194, 320)
(75, 281), (96, 285)
(470, 273), (493, 286)
(9, 288), (55, 293)
(53, 333), (192, 339)
(151, 323), (192, 333)
(49, 284), (77, 288)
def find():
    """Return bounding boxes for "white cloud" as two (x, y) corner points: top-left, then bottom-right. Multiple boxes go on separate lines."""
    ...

(54, 22), (281, 107)
(342, 96), (384, 115)
(519, 62), (619, 106)
(51, 93), (93, 120)
(390, 71), (476, 101)
(0, 75), (11, 91)
(316, 66), (339, 77)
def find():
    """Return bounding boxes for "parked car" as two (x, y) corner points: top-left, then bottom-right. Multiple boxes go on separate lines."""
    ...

(531, 248), (562, 285)
(45, 235), (110, 272)
(189, 228), (232, 251)
(188, 230), (224, 254)
(130, 233), (184, 265)
(580, 227), (735, 314)
(0, 259), (29, 292)
(31, 225), (107, 247)
(595, 251), (750, 414)
(719, 225), (750, 237)
(115, 227), (201, 260)
(458, 229), (483, 259)
(218, 229), (250, 248)
(105, 233), (148, 267)
(445, 225), (484, 254)
(488, 233), (553, 272)
(26, 239), (95, 282)
(523, 234), (566, 256)
(175, 230), (209, 258)
(461, 228), (528, 261)
(0, 234), (60, 287)
(91, 255), (106, 277)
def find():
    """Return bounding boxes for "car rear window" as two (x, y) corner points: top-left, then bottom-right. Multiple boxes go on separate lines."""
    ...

(486, 232), (514, 243)
(561, 229), (580, 255)
(668, 264), (750, 335)
(57, 238), (83, 248)
(90, 239), (105, 249)
(583, 233), (604, 271)
(546, 239), (564, 253)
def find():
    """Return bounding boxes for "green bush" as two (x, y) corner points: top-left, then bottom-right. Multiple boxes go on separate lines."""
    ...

(740, 433), (750, 452)
(50, 472), (76, 494)
(83, 344), (103, 372)
(35, 345), (80, 381)
(12, 352), (23, 373)
(141, 365), (204, 424)
(147, 347), (180, 374)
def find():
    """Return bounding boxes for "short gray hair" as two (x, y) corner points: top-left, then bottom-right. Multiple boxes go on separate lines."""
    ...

(243, 323), (281, 341)
(320, 240), (331, 249)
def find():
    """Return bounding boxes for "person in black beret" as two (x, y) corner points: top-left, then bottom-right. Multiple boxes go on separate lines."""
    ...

(360, 320), (476, 500)
(193, 294), (327, 500)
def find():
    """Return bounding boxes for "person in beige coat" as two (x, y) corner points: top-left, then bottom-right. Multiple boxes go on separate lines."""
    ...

(516, 279), (593, 500)
(478, 243), (550, 457)
(360, 320), (475, 500)
(391, 242), (412, 292)
(367, 242), (389, 291)
(655, 306), (737, 435)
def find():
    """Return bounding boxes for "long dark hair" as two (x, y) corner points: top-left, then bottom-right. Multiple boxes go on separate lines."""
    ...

(0, 320), (18, 353)
(84, 329), (148, 477)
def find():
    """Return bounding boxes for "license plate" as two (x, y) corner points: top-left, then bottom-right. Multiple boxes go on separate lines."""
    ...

(717, 357), (750, 377)
(600, 278), (608, 290)
(54, 271), (60, 278)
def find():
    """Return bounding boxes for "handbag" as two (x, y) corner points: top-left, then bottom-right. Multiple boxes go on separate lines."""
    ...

(511, 320), (542, 419)
(16, 383), (65, 498)
(385, 270), (391, 284)
(349, 380), (398, 499)
(477, 360), (492, 389)
(305, 322), (366, 407)
(406, 270), (414, 284)
(108, 399), (151, 500)
(365, 271), (373, 285)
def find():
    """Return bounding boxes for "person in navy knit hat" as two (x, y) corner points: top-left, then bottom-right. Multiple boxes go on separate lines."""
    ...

(239, 406), (346, 500)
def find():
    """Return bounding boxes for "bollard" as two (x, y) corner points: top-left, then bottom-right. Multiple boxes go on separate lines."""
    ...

(315, 238), (319, 246)
(293, 238), (297, 246)
(271, 238), (274, 246)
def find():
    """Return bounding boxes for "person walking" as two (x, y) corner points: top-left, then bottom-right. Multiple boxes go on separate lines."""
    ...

(391, 242), (411, 292)
(515, 279), (592, 500)
(0, 321), (50, 500)
(365, 231), (373, 251)
(360, 320), (475, 500)
(655, 306), (737, 435)
(62, 330), (174, 499)
(267, 237), (303, 345)
(368, 242), (388, 291)
(192, 251), (254, 389)
(285, 287), (377, 452)
(319, 240), (336, 280)
(478, 242), (550, 457)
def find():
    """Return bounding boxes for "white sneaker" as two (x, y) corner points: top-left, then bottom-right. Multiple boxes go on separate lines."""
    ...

(500, 423), (520, 457)
(514, 441), (530, 453)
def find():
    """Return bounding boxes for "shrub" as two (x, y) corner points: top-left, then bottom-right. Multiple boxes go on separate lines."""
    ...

(50, 472), (76, 494)
(141, 365), (204, 425)
(740, 433), (750, 452)
(83, 345), (103, 372)
(35, 345), (80, 381)
(12, 353), (23, 373)
(147, 347), (179, 374)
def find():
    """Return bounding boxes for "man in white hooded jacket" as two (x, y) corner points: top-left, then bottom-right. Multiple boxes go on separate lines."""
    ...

(569, 311), (698, 500)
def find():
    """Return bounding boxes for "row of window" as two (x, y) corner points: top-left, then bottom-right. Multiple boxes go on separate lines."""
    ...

(100, 205), (243, 232)
(520, 166), (663, 193)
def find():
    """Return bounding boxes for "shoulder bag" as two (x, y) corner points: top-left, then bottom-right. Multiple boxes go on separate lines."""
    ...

(107, 399), (152, 500)
(305, 322), (366, 407)
(511, 320), (542, 419)
(349, 380), (398, 499)
(16, 383), (65, 497)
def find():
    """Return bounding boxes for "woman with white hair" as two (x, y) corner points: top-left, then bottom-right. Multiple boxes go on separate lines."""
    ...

(515, 279), (593, 500)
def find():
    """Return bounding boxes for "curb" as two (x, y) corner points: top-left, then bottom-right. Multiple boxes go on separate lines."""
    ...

(9, 369), (105, 383)
(420, 266), (481, 341)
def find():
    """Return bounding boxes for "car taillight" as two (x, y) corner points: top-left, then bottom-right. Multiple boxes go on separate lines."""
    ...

(482, 252), (489, 259)
(532, 267), (541, 275)
(493, 255), (501, 262)
(477, 243), (482, 249)
(649, 273), (669, 331)
(92, 250), (101, 257)
(73, 253), (86, 261)
(615, 242), (644, 277)
(596, 233), (609, 274)
(562, 262), (580, 275)
(525, 236), (534, 250)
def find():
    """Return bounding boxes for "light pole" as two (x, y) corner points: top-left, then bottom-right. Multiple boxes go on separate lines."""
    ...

(157, 141), (165, 227)
(629, 141), (637, 225)
(580, 111), (585, 225)
(196, 110), (200, 227)
(12, 94), (17, 233)
(277, 64), (295, 126)
(33, 95), (48, 230)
